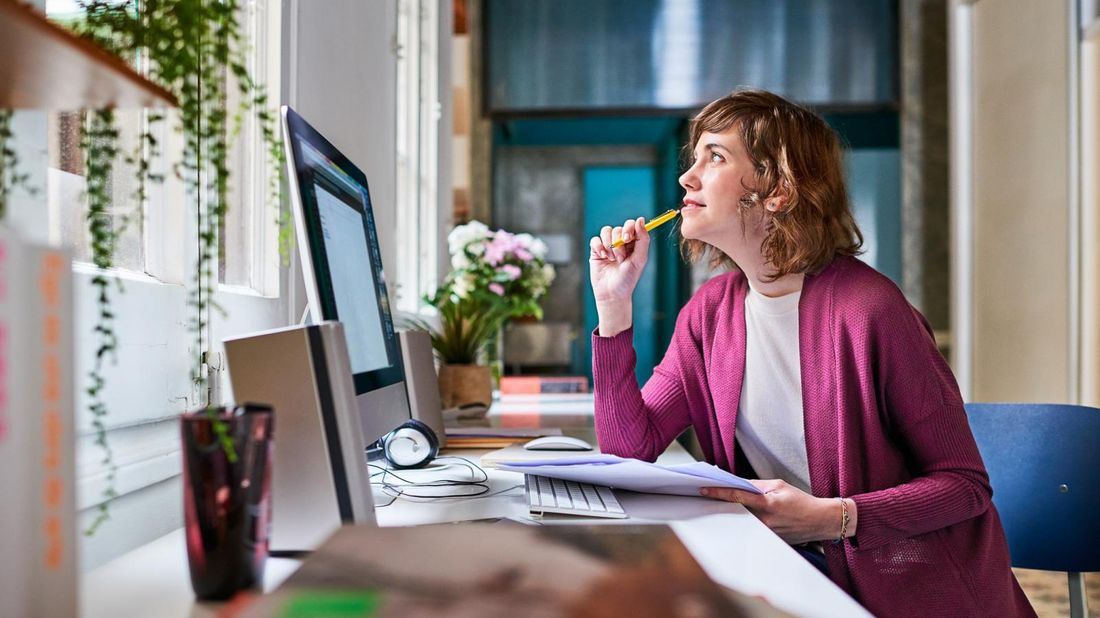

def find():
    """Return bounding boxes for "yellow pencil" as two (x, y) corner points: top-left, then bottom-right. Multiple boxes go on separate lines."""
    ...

(610, 208), (680, 248)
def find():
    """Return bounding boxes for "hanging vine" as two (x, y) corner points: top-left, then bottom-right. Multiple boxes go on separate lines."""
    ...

(79, 109), (121, 535)
(71, 0), (283, 533)
(0, 109), (40, 220)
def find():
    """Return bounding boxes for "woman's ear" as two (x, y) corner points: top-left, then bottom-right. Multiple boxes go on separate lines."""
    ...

(765, 180), (792, 213)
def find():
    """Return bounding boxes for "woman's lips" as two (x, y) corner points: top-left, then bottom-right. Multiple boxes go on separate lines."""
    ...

(682, 200), (705, 211)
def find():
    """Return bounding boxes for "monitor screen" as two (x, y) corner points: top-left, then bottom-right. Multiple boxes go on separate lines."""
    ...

(282, 106), (411, 444)
(304, 141), (392, 375)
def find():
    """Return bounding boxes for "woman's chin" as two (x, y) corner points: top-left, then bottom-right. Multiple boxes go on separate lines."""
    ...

(679, 222), (700, 241)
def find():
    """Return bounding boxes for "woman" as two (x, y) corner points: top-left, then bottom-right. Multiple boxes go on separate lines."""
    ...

(588, 90), (1034, 617)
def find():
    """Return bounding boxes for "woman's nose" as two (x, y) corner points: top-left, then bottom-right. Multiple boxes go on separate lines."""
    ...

(679, 166), (699, 191)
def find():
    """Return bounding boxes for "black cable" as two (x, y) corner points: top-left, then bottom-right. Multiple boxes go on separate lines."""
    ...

(368, 456), (522, 508)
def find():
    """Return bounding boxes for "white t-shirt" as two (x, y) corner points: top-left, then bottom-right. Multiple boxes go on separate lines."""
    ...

(736, 284), (812, 494)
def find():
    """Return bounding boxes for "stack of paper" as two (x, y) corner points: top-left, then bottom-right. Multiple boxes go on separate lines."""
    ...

(498, 455), (763, 497)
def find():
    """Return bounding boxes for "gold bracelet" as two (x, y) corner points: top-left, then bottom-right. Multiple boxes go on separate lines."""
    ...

(837, 497), (850, 541)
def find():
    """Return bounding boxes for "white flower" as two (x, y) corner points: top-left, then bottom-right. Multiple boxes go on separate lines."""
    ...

(515, 233), (549, 260)
(530, 238), (549, 260)
(541, 264), (555, 285)
(452, 272), (475, 299)
(448, 221), (490, 256)
(451, 251), (470, 270)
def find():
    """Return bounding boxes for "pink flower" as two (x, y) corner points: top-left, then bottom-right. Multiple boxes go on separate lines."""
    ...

(483, 244), (504, 265)
(489, 283), (505, 296)
(515, 248), (533, 262)
(500, 264), (522, 280)
(484, 233), (511, 265)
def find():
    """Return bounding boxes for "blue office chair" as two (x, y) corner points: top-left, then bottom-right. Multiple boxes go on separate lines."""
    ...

(965, 403), (1100, 618)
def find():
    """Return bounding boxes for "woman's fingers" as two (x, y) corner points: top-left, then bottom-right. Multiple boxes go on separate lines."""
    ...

(748, 479), (787, 493)
(699, 487), (768, 509)
(622, 218), (636, 243)
(629, 216), (650, 261)
(611, 226), (627, 260)
(595, 217), (654, 263)
(600, 225), (613, 249)
(589, 236), (605, 259)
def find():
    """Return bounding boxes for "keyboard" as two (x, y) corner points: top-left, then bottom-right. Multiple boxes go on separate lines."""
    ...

(524, 474), (627, 519)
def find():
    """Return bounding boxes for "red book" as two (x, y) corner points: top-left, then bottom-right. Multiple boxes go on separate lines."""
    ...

(499, 375), (589, 394)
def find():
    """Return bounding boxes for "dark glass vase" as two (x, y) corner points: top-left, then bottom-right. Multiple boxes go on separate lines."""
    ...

(180, 404), (274, 601)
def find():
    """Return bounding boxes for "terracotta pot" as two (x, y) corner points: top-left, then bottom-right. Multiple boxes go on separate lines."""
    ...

(437, 363), (493, 410)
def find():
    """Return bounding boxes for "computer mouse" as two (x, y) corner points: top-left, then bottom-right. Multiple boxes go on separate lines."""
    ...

(523, 436), (594, 451)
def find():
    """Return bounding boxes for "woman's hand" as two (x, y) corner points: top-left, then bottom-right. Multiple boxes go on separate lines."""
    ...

(700, 479), (850, 545)
(589, 217), (651, 336)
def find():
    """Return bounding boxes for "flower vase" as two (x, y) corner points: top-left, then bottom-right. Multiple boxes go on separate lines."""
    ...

(180, 404), (274, 601)
(484, 326), (505, 391)
(437, 363), (493, 411)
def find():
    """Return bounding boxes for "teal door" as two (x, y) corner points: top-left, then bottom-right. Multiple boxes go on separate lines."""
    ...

(582, 166), (657, 384)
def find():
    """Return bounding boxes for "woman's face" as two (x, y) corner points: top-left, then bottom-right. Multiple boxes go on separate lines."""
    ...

(677, 129), (769, 250)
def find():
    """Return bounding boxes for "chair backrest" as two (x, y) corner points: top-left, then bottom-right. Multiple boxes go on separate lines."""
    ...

(965, 403), (1100, 572)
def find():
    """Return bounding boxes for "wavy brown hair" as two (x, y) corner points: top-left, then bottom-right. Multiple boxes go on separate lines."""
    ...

(681, 90), (863, 278)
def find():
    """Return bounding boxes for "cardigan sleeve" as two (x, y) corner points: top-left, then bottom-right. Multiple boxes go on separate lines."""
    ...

(592, 311), (696, 462)
(849, 303), (993, 551)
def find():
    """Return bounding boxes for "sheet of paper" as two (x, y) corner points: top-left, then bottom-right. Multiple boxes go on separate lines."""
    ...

(499, 455), (763, 497)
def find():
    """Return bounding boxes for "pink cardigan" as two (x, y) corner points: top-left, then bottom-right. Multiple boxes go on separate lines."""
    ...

(592, 256), (1034, 617)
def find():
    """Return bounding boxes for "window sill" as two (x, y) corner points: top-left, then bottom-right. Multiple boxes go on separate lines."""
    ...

(81, 527), (300, 618)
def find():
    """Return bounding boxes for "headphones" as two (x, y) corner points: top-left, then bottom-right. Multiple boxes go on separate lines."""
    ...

(380, 419), (439, 469)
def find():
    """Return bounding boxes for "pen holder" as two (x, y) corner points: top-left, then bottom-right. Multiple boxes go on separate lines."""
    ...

(180, 404), (274, 601)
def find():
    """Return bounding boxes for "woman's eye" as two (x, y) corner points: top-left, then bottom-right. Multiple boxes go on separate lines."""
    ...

(709, 151), (723, 163)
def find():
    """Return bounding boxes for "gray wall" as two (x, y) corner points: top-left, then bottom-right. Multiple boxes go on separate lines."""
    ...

(901, 0), (950, 334)
(493, 146), (654, 366)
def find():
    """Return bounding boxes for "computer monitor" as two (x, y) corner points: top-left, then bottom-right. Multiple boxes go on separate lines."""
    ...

(281, 105), (411, 446)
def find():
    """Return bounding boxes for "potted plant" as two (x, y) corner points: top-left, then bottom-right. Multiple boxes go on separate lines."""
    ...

(412, 221), (555, 409)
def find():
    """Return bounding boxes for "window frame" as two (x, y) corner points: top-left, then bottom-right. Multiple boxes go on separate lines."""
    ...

(394, 0), (444, 319)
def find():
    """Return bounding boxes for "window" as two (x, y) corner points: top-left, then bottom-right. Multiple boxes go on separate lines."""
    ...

(37, 0), (289, 567)
(221, 0), (282, 297)
(45, 1), (154, 274)
(394, 0), (443, 316)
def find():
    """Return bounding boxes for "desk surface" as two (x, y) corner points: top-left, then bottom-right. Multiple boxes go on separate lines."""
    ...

(81, 395), (871, 618)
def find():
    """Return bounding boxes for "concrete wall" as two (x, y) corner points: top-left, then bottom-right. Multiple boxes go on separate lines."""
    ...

(493, 146), (655, 368)
(901, 0), (950, 333)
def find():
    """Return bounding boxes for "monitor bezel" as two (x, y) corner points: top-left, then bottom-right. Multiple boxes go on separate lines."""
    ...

(281, 105), (406, 395)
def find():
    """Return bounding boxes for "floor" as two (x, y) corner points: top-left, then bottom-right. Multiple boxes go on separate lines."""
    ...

(1014, 569), (1100, 617)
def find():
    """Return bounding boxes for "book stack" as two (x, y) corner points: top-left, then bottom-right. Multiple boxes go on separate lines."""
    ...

(0, 226), (76, 617)
(499, 375), (589, 394)
(444, 427), (563, 449)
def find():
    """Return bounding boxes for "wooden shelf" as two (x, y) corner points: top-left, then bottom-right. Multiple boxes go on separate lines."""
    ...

(0, 1), (176, 109)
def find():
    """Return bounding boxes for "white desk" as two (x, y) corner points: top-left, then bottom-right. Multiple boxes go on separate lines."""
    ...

(82, 395), (871, 618)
